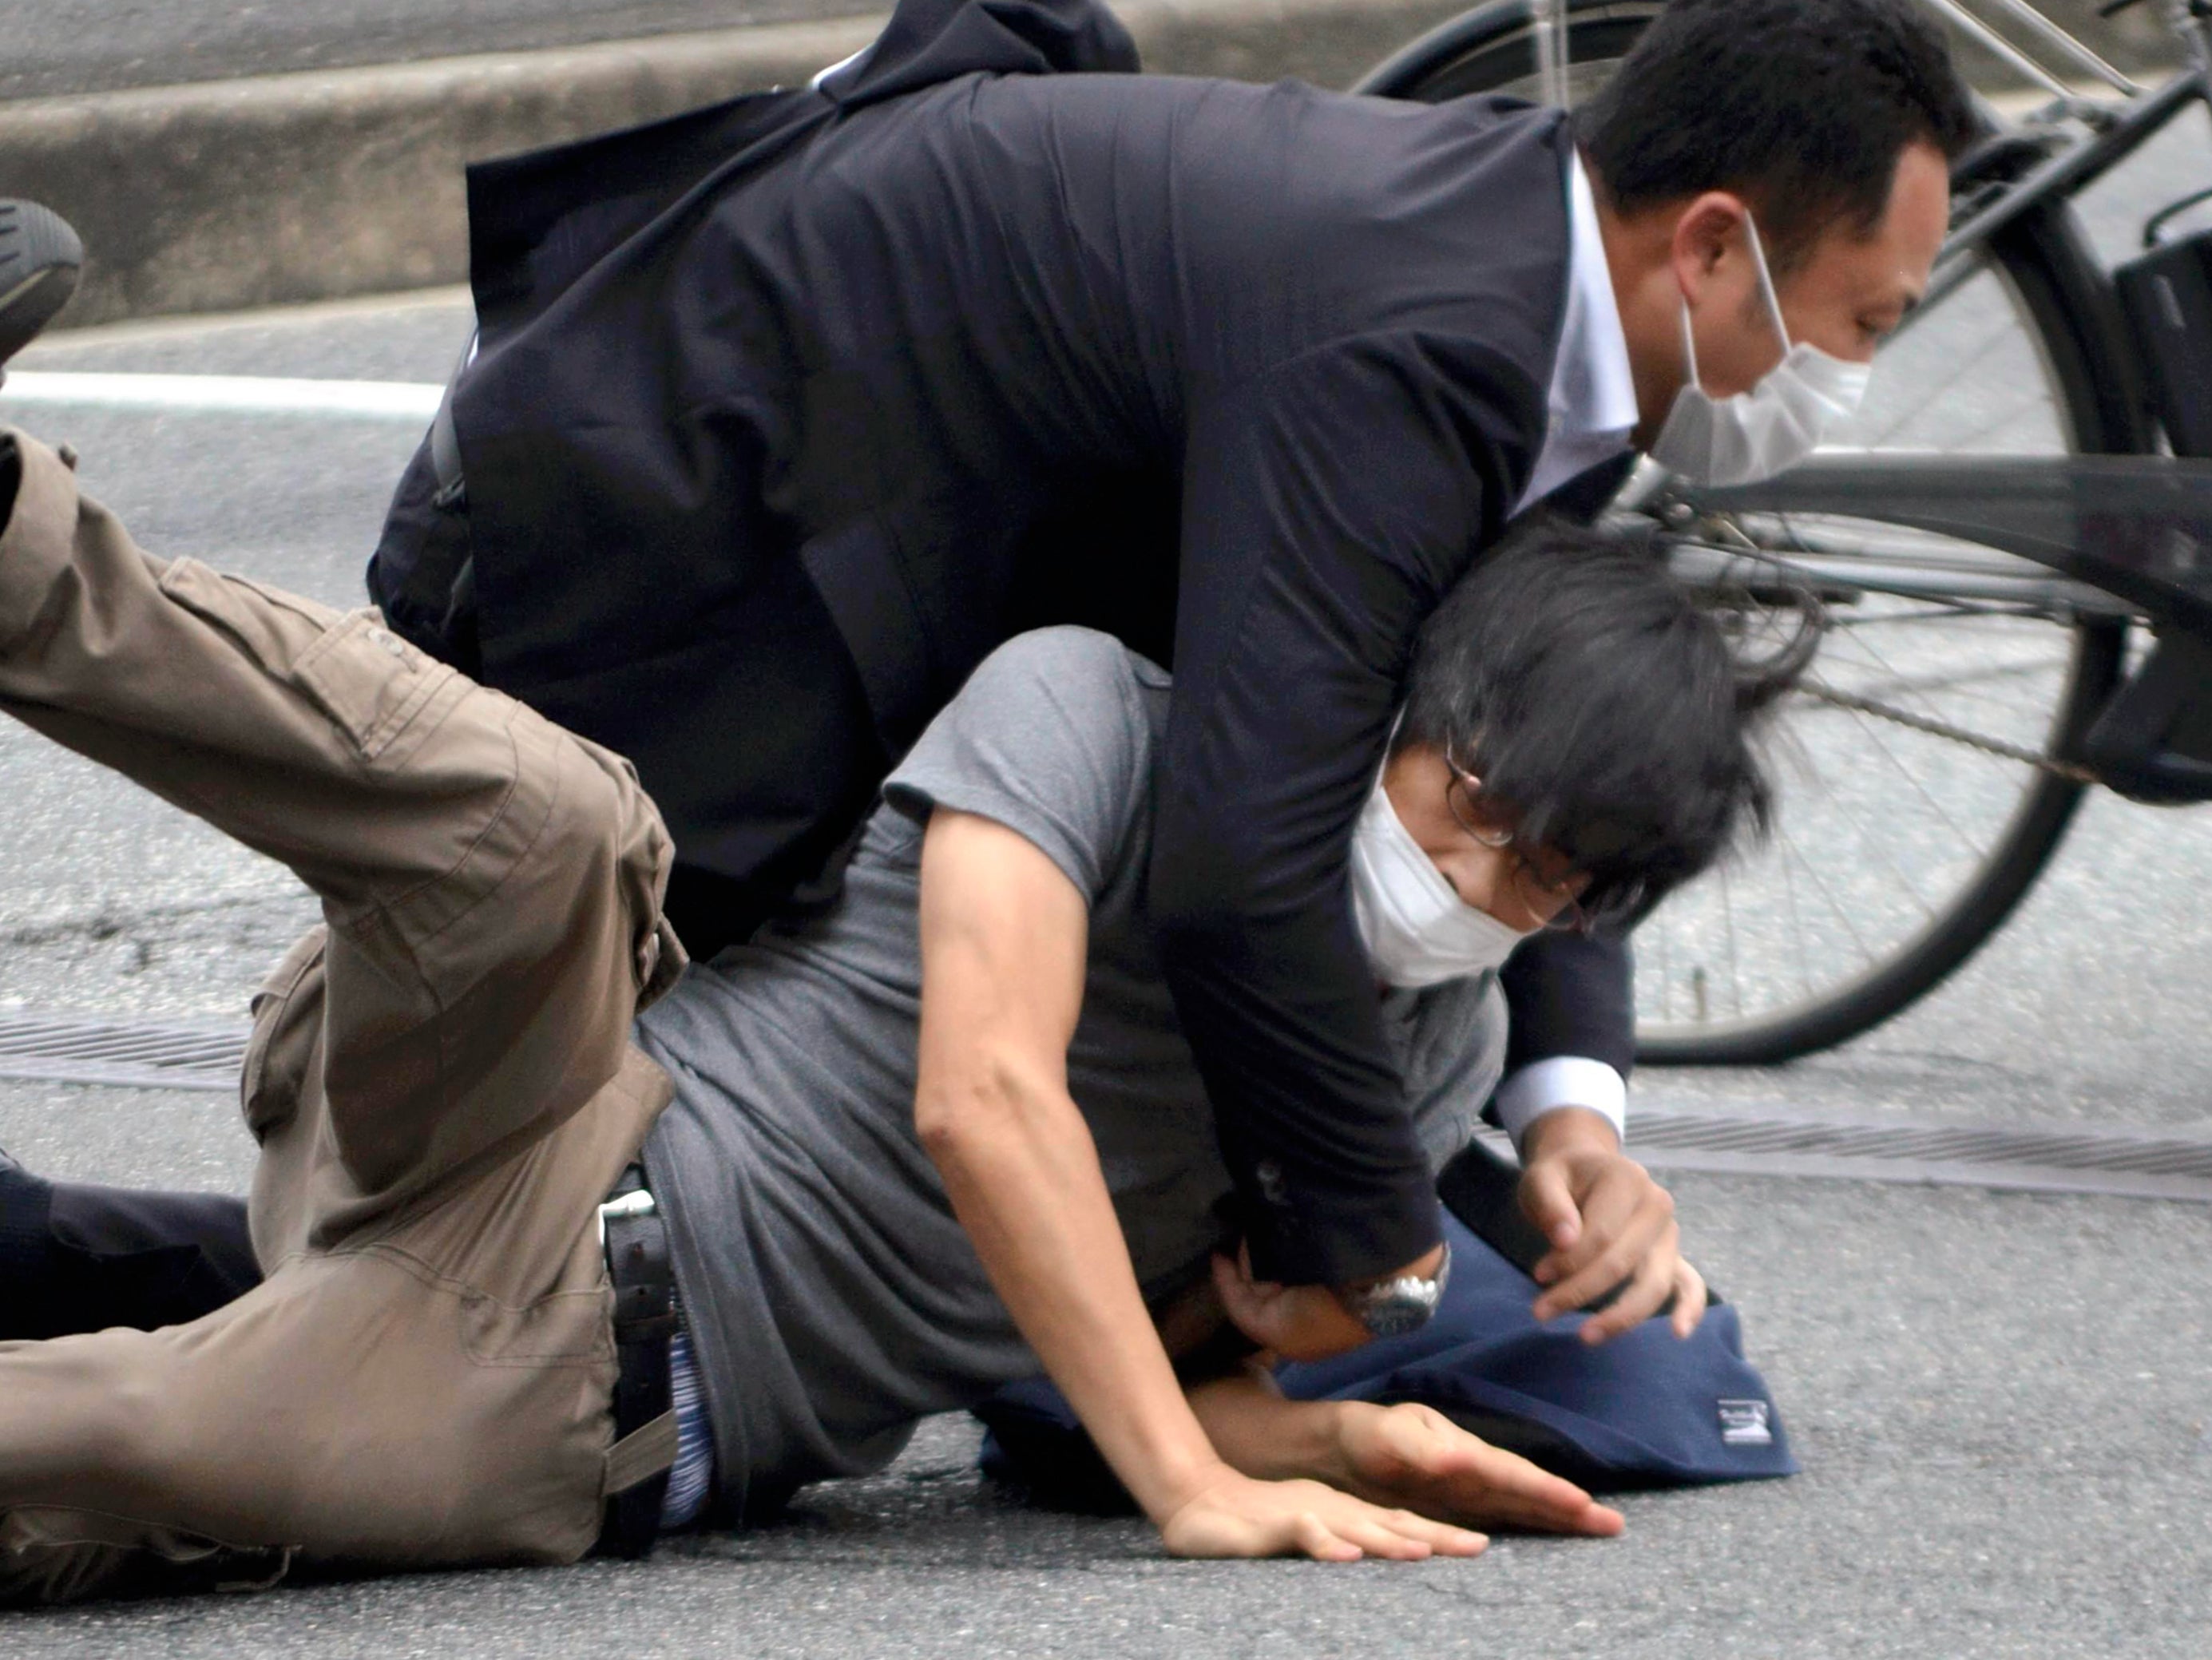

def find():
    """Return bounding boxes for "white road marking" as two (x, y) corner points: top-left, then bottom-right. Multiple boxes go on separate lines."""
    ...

(0, 371), (442, 422)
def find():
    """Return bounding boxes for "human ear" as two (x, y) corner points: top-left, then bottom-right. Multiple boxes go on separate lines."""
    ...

(1670, 192), (1750, 307)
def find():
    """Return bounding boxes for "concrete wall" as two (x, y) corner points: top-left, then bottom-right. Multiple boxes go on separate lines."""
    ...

(0, 0), (1471, 327)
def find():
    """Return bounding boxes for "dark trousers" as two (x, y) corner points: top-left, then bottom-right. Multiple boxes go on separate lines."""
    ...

(0, 1167), (257, 1341)
(977, 1202), (1800, 1506)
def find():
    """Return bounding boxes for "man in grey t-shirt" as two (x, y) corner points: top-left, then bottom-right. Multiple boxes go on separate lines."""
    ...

(629, 521), (1790, 1541)
(636, 624), (1508, 1518)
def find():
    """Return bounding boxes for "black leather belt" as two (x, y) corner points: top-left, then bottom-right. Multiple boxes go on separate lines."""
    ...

(597, 1163), (676, 1558)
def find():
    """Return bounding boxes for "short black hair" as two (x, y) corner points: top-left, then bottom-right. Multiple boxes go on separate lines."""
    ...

(1396, 518), (1799, 924)
(1576, 0), (1978, 270)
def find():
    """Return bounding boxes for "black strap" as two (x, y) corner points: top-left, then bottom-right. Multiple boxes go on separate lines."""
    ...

(428, 331), (474, 508)
(597, 1165), (676, 1558)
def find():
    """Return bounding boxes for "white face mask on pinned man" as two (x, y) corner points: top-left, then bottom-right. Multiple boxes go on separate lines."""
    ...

(1346, 773), (1532, 989)
(1647, 211), (1873, 488)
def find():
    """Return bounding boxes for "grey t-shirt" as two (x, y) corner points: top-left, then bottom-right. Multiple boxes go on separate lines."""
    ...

(634, 627), (1506, 1518)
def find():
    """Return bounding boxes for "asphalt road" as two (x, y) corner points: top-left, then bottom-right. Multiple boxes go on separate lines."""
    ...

(2, 109), (2211, 1660)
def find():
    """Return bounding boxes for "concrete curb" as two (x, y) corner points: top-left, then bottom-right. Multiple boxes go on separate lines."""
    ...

(0, 0), (1473, 328)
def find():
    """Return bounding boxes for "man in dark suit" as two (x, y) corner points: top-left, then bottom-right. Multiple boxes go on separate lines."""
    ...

(362, 0), (1975, 1347)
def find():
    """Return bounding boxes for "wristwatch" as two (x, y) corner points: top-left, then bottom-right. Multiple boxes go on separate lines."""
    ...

(1338, 1241), (1452, 1339)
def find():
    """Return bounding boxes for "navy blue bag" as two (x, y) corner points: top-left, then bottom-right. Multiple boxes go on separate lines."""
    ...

(975, 1201), (1796, 1510)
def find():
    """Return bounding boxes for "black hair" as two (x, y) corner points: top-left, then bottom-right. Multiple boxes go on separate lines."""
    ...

(1575, 0), (1979, 270)
(1395, 517), (1802, 924)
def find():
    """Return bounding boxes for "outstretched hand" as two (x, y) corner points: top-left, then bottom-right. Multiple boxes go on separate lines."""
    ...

(1518, 1109), (1707, 1344)
(1159, 1464), (1489, 1562)
(1332, 1400), (1625, 1536)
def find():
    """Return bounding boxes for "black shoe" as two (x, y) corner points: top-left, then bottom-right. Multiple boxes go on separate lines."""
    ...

(0, 200), (81, 374)
(0, 1139), (44, 1270)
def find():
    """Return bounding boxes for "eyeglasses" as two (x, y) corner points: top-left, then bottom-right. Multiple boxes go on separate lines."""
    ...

(1441, 755), (1593, 933)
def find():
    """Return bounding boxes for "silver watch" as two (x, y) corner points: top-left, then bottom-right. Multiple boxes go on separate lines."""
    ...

(1341, 1240), (1452, 1339)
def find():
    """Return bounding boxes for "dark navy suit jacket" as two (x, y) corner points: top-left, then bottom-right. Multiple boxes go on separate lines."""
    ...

(368, 0), (1632, 1284)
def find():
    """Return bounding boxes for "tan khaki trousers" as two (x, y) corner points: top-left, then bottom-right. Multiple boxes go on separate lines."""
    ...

(0, 430), (689, 1604)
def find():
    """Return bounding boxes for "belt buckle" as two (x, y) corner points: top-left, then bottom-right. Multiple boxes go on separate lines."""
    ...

(597, 1186), (656, 1252)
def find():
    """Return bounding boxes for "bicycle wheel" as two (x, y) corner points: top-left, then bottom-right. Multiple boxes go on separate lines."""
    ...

(1357, 1), (2145, 1064)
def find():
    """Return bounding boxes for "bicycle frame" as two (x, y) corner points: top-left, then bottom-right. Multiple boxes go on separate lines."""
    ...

(1925, 50), (2209, 317)
(1681, 454), (2212, 639)
(1371, 2), (2212, 362)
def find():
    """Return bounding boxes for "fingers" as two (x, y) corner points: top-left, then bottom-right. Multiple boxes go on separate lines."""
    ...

(1374, 1408), (1623, 1535)
(1275, 1507), (1487, 1563)
(1492, 1494), (1627, 1536)
(1517, 1158), (1581, 1250)
(1163, 1478), (1361, 1562)
(1289, 1512), (1364, 1563)
(1532, 1163), (1670, 1303)
(1533, 1214), (1668, 1324)
(1572, 1221), (1683, 1343)
(1533, 1183), (1675, 1323)
(1210, 1257), (1371, 1362)
(1331, 1507), (1488, 1561)
(1163, 1478), (1486, 1564)
(1453, 1442), (1613, 1532)
(1670, 1258), (1710, 1338)
(1212, 1249), (1255, 1321)
(1437, 1463), (1612, 1533)
(1438, 1474), (1623, 1535)
(1522, 1155), (1713, 1345)
(1175, 1511), (1362, 1562)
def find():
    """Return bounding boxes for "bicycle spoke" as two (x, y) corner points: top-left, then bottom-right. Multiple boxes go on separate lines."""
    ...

(1778, 825), (1814, 1003)
(1826, 598), (2057, 758)
(1777, 820), (1882, 969)
(1784, 698), (1949, 922)
(1833, 695), (1996, 893)
(1718, 860), (1742, 1019)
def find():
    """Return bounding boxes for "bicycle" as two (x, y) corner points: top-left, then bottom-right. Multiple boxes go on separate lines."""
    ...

(1358, 0), (2212, 1064)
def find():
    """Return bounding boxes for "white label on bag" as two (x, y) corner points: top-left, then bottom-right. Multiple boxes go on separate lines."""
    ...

(1717, 1399), (1774, 1446)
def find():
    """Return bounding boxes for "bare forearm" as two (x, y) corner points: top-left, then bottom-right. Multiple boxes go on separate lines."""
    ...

(914, 809), (1496, 1563)
(924, 1066), (1227, 1523)
(1187, 1372), (1358, 1489)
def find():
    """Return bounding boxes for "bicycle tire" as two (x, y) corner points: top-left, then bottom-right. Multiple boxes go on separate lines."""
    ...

(1354, 0), (2144, 1064)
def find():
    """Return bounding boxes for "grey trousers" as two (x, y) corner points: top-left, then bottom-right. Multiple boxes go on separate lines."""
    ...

(0, 430), (688, 1604)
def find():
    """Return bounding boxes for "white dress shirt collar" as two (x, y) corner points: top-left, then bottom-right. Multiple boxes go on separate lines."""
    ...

(1512, 147), (1639, 516)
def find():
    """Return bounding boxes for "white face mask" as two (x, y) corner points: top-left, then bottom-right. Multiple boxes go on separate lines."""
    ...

(1647, 212), (1872, 488)
(1348, 773), (1533, 989)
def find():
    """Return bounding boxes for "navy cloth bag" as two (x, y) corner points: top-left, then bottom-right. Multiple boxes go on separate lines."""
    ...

(974, 1205), (1796, 1510)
